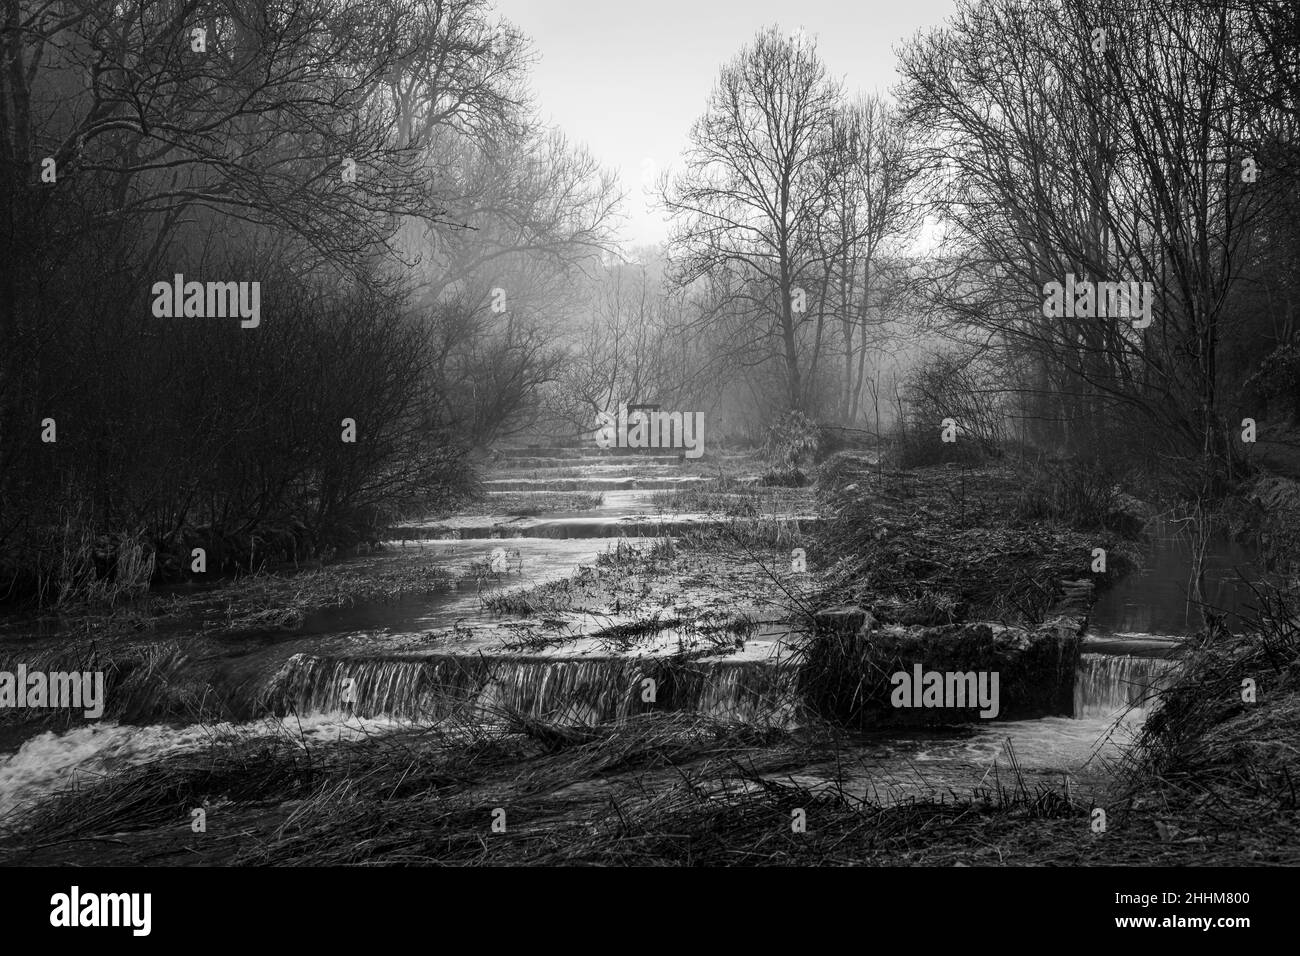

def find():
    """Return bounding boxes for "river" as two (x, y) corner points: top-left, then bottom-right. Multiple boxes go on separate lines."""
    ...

(0, 451), (1268, 824)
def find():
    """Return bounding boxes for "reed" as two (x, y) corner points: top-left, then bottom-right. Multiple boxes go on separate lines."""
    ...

(2, 709), (1092, 866)
(1119, 579), (1300, 826)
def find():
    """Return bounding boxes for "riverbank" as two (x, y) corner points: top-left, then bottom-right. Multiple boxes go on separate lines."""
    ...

(2, 452), (1297, 864)
(4, 692), (1294, 865)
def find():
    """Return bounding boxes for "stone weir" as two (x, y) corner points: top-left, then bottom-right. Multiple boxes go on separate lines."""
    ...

(387, 514), (823, 541)
(481, 476), (717, 492)
(804, 579), (1093, 728)
(261, 652), (797, 725)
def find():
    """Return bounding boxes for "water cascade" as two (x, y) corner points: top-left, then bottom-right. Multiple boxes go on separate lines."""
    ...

(1073, 653), (1177, 719)
(265, 649), (1178, 726)
(263, 653), (797, 725)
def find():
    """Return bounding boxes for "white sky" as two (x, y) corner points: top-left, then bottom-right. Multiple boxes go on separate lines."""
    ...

(493, 0), (960, 249)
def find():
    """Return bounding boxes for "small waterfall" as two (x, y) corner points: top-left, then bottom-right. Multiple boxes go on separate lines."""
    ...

(262, 650), (1176, 727)
(263, 653), (796, 724)
(1073, 653), (1177, 719)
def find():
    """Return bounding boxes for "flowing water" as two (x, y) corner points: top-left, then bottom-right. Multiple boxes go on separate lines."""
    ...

(1089, 524), (1265, 637)
(0, 456), (1263, 820)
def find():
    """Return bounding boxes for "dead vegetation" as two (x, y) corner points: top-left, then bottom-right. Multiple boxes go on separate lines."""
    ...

(1118, 581), (1300, 833)
(0, 710), (1093, 866)
(814, 461), (1142, 626)
(6, 456), (1298, 866)
(10, 681), (1294, 866)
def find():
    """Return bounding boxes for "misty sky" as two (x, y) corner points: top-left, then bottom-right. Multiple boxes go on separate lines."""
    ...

(493, 0), (959, 249)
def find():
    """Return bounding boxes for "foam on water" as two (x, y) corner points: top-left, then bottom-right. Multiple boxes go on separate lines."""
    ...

(1074, 653), (1176, 719)
(0, 653), (1165, 821)
(0, 714), (405, 825)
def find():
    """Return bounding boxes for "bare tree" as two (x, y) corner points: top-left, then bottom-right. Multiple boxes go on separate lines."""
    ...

(815, 94), (919, 423)
(662, 25), (840, 413)
(897, 0), (1272, 479)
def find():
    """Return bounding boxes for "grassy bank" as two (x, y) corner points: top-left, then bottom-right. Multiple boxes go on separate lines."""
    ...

(4, 456), (1297, 864)
(5, 655), (1297, 865)
(813, 459), (1144, 625)
(0, 711), (1084, 865)
(0, 549), (495, 648)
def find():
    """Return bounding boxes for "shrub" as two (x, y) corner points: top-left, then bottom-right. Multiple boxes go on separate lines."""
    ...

(886, 430), (985, 469)
(814, 451), (863, 492)
(0, 262), (473, 605)
(763, 410), (821, 470)
(902, 352), (1010, 457)
(758, 466), (809, 487)
(1013, 458), (1124, 531)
